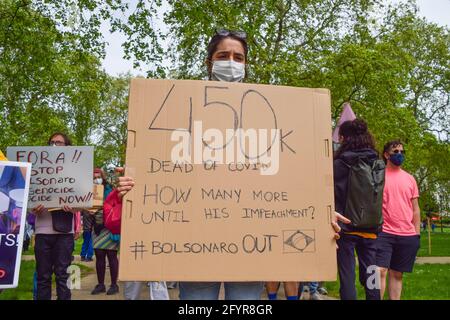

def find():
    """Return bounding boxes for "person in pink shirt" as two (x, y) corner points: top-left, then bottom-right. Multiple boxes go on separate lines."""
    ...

(376, 140), (421, 300)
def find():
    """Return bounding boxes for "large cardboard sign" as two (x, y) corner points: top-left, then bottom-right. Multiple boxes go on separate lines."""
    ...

(119, 79), (336, 281)
(0, 161), (31, 289)
(7, 146), (94, 209)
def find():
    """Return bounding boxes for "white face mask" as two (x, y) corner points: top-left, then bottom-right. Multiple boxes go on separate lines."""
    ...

(211, 60), (245, 82)
(94, 178), (103, 185)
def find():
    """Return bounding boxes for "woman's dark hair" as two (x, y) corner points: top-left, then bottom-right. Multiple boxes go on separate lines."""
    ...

(334, 118), (376, 159)
(382, 140), (403, 163)
(206, 30), (248, 79)
(47, 132), (72, 146)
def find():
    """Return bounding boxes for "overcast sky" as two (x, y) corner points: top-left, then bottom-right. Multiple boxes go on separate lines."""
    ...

(101, 0), (450, 77)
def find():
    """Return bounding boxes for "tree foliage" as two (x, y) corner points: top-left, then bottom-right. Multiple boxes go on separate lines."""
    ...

(161, 0), (450, 214)
(0, 0), (448, 214)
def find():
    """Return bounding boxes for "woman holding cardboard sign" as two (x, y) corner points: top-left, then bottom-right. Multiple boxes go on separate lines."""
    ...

(114, 30), (264, 300)
(178, 30), (268, 300)
(115, 30), (349, 300)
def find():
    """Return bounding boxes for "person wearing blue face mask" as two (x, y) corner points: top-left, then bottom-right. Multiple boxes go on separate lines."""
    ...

(376, 140), (421, 300)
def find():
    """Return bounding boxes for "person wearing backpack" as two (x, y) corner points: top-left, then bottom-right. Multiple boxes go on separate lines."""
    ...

(376, 140), (421, 300)
(334, 119), (385, 300)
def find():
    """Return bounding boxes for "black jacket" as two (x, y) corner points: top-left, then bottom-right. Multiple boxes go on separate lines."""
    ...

(333, 148), (380, 234)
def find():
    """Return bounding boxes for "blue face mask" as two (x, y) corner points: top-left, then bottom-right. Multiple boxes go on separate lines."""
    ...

(389, 152), (405, 166)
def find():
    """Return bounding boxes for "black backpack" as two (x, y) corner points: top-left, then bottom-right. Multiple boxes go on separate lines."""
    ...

(344, 157), (385, 230)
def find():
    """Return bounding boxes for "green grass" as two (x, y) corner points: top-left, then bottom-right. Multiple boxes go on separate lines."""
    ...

(429, 225), (450, 233)
(325, 263), (450, 300)
(0, 260), (35, 300)
(419, 230), (450, 257)
(0, 260), (93, 300)
(74, 237), (83, 256)
(21, 248), (34, 255)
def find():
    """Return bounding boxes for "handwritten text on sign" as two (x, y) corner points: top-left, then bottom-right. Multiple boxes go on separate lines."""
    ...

(7, 146), (94, 208)
(120, 79), (336, 282)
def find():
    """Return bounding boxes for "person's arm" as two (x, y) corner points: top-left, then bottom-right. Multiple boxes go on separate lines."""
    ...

(332, 212), (351, 240)
(115, 167), (135, 199)
(412, 197), (421, 235)
(411, 176), (421, 235)
(32, 204), (46, 216)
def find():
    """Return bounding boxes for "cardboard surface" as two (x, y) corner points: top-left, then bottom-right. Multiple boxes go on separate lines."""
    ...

(92, 184), (104, 208)
(119, 79), (336, 281)
(6, 146), (94, 208)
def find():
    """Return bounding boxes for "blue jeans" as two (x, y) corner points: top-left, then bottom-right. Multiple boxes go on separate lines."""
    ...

(80, 231), (93, 259)
(123, 281), (148, 300)
(179, 282), (264, 300)
(299, 282), (319, 295)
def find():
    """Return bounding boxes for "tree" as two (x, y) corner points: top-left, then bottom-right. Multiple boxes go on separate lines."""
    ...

(160, 0), (449, 213)
(94, 74), (130, 169)
(0, 0), (110, 148)
(1, 0), (68, 147)
(28, 0), (164, 75)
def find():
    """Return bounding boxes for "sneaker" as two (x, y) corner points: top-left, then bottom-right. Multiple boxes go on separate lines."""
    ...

(310, 292), (324, 300)
(107, 284), (119, 295)
(317, 287), (328, 295)
(80, 257), (86, 262)
(299, 287), (310, 300)
(85, 257), (94, 262)
(91, 284), (106, 295)
(167, 282), (177, 289)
